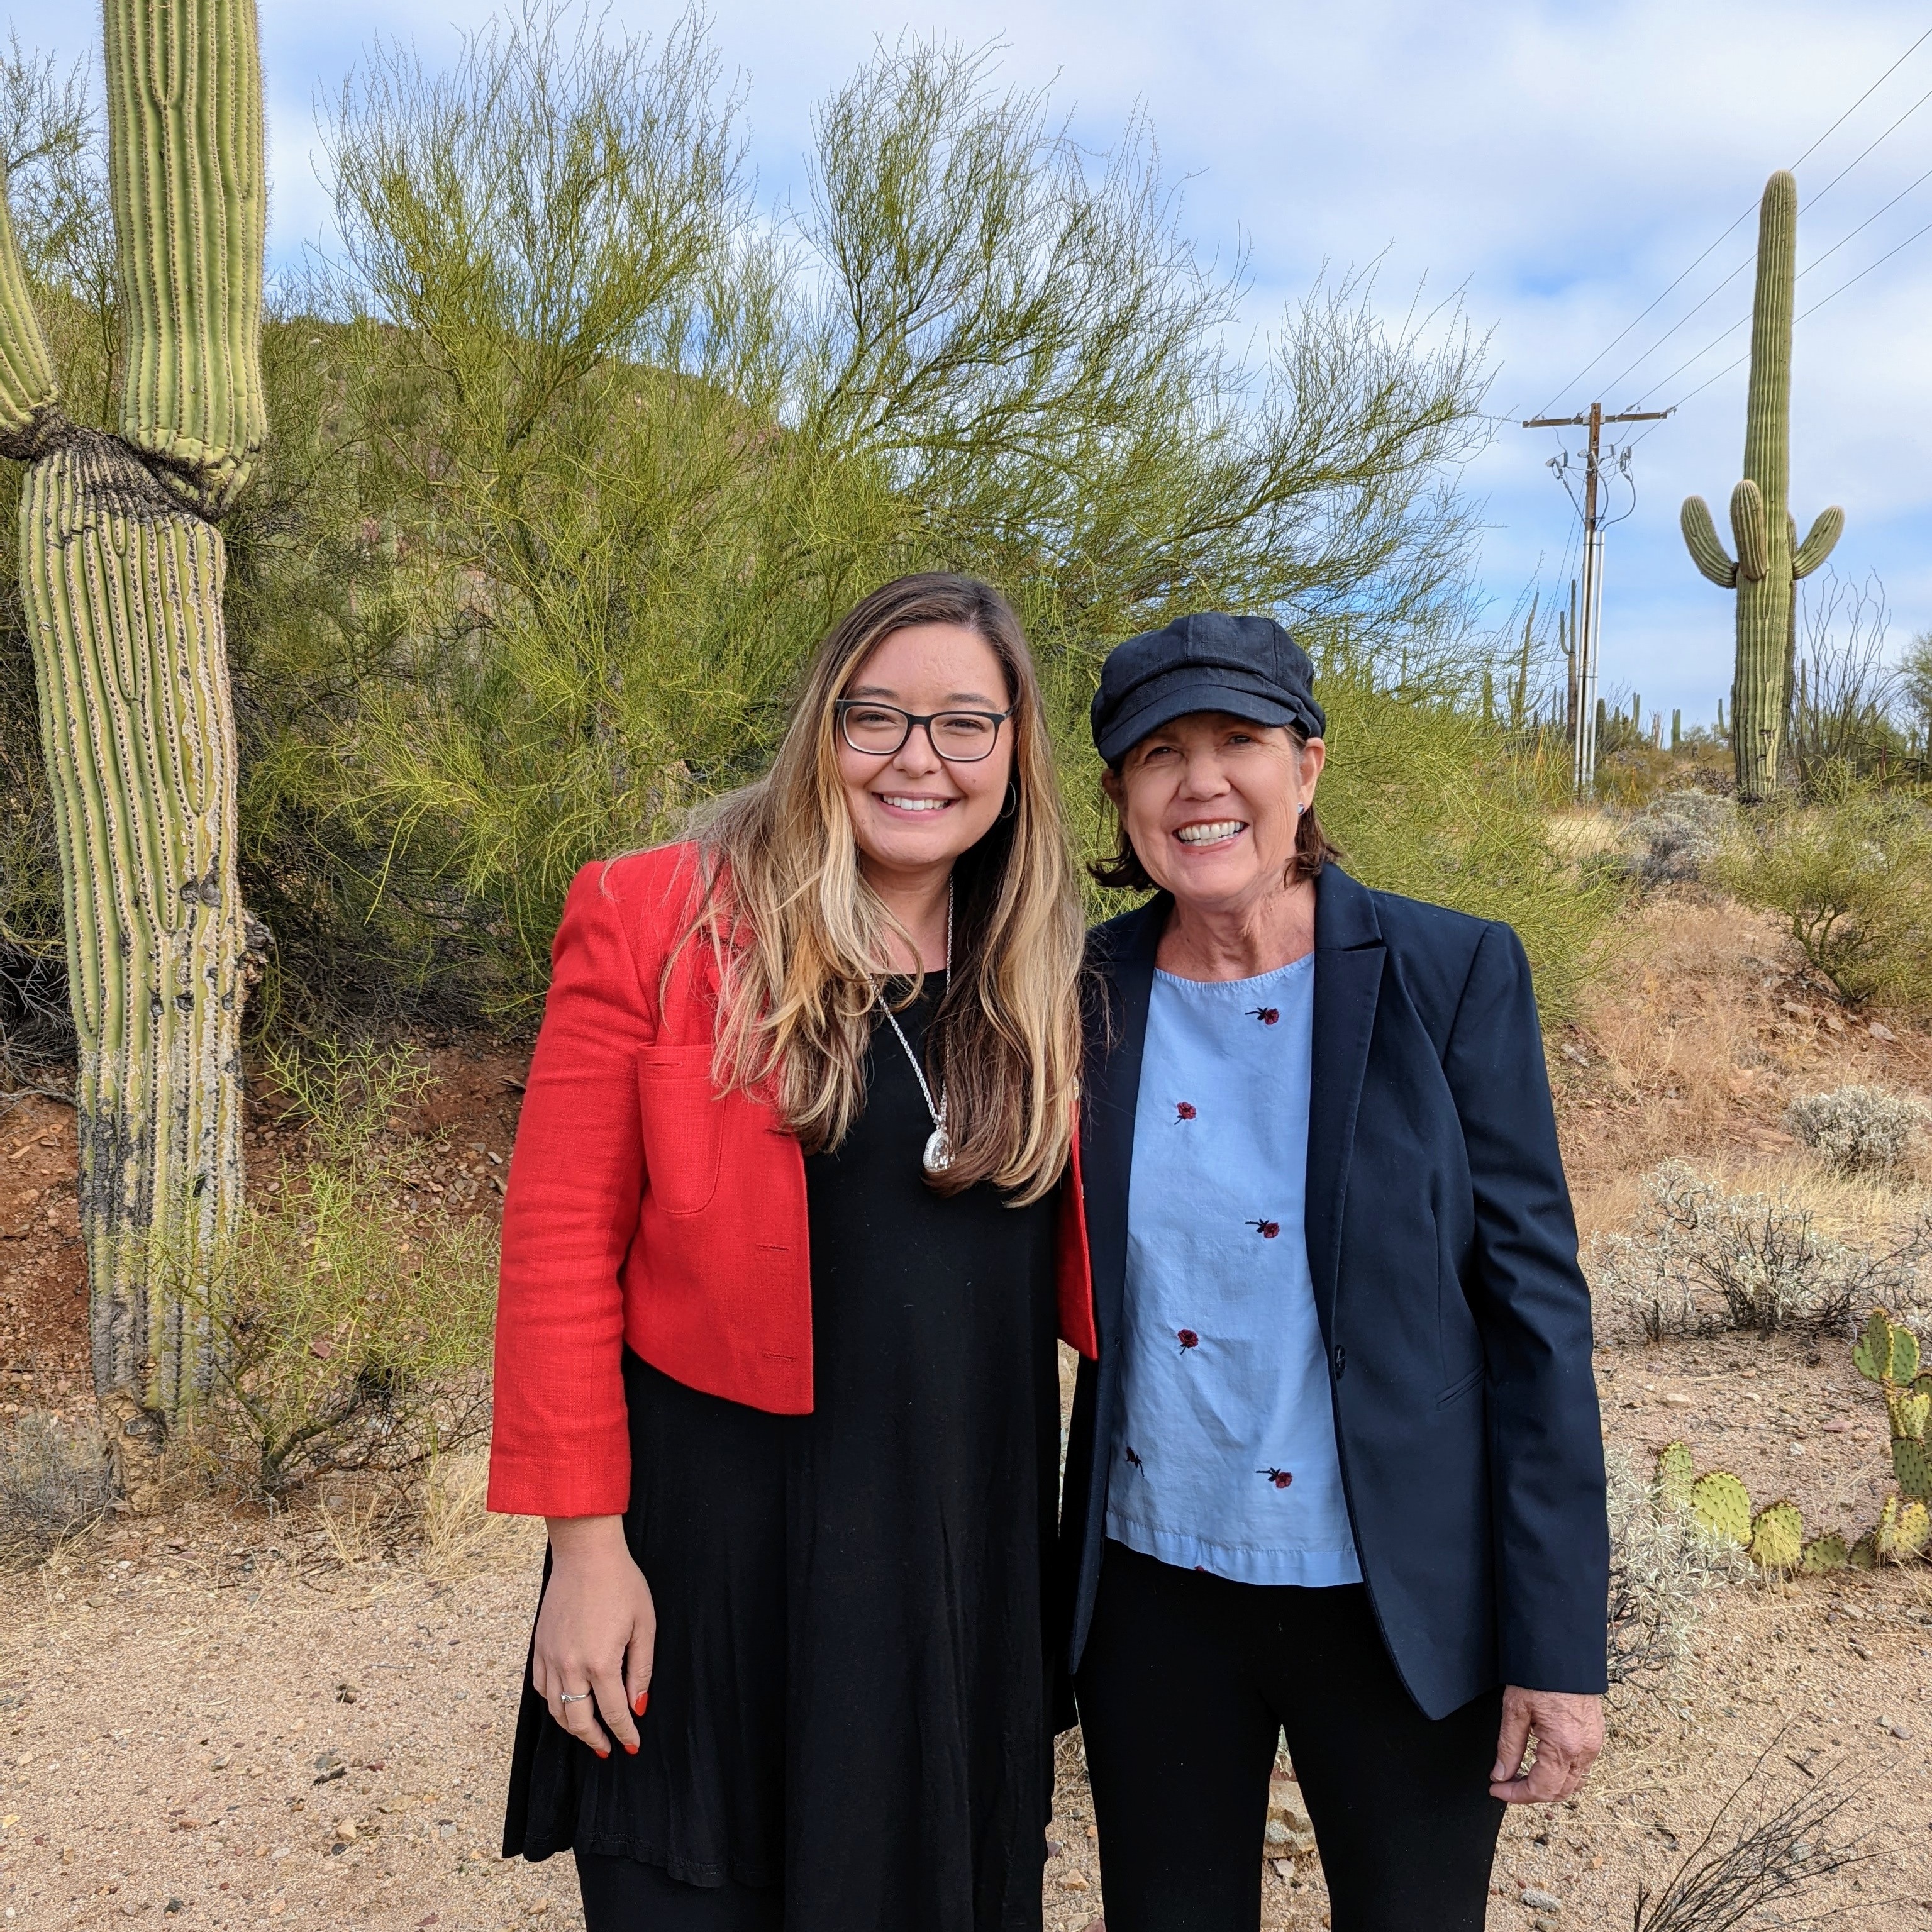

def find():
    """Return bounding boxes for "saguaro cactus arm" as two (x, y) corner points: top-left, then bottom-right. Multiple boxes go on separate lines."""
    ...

(1680, 495), (1738, 586)
(1729, 479), (1769, 582)
(103, 0), (267, 511)
(1793, 506), (1845, 580)
(0, 170), (59, 449)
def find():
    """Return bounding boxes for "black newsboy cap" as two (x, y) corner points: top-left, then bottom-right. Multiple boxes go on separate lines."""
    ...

(1089, 612), (1325, 764)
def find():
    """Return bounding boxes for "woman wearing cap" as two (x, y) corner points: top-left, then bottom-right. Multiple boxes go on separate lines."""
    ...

(490, 573), (1096, 1931)
(1060, 613), (1607, 1932)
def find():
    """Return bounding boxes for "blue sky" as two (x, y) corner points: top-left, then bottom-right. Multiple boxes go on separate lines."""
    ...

(13, 0), (1932, 722)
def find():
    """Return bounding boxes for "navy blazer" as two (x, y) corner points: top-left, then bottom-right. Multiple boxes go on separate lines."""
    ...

(1059, 863), (1609, 1719)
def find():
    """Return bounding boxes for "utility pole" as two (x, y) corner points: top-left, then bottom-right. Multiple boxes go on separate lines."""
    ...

(1522, 401), (1672, 797)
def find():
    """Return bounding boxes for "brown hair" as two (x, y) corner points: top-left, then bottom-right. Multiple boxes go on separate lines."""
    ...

(1088, 723), (1338, 893)
(680, 574), (1084, 1204)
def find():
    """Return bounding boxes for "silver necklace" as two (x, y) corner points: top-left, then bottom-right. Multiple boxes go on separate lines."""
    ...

(876, 881), (953, 1176)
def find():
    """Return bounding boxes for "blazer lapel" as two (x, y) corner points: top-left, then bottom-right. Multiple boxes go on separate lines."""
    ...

(1080, 896), (1166, 1353)
(1306, 866), (1385, 1343)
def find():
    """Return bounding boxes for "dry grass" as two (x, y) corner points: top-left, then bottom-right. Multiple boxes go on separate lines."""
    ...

(419, 1451), (542, 1580)
(1556, 895), (1932, 1240)
(0, 1409), (106, 1565)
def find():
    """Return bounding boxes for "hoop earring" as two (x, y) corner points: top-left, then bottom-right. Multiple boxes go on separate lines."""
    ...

(999, 781), (1019, 821)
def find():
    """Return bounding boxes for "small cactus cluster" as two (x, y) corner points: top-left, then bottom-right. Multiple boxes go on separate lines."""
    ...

(1854, 1307), (1932, 1501)
(1652, 1304), (1932, 1579)
(1654, 1442), (1928, 1574)
(1653, 1445), (1837, 1572)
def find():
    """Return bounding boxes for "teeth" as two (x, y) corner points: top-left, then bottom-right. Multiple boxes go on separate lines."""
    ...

(882, 796), (950, 812)
(1176, 821), (1245, 844)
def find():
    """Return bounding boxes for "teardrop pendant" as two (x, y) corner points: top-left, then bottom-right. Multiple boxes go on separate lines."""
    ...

(922, 1127), (953, 1177)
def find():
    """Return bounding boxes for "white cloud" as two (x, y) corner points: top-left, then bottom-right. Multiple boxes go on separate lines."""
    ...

(11, 0), (1932, 713)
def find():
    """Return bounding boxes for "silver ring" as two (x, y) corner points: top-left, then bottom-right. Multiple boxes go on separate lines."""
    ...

(559, 1689), (592, 1704)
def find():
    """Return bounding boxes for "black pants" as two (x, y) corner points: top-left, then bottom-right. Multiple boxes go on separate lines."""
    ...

(1075, 1541), (1504, 1932)
(576, 1853), (781, 1931)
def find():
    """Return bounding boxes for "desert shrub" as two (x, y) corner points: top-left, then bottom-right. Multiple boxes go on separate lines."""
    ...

(1631, 1745), (1867, 1932)
(1714, 777), (1932, 1008)
(0, 19), (1619, 1042)
(1623, 789), (1733, 891)
(1604, 1449), (1746, 1687)
(1589, 1159), (1931, 1341)
(1304, 665), (1624, 1019)
(160, 1043), (497, 1499)
(1785, 1083), (1926, 1177)
(0, 1412), (108, 1563)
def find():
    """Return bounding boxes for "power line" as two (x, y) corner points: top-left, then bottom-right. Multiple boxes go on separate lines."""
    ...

(1627, 204), (1932, 440)
(1530, 23), (1932, 417)
(1630, 192), (1932, 415)
(1797, 155), (1932, 278)
(1803, 74), (1932, 208)
(1585, 77), (1932, 409)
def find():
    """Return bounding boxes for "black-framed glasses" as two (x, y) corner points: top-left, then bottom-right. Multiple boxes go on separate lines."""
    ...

(835, 699), (1013, 762)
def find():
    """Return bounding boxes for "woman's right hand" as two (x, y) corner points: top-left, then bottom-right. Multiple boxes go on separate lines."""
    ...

(535, 1515), (657, 1758)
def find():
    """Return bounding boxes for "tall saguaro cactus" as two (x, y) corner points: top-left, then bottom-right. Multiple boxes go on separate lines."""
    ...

(1680, 170), (1844, 800)
(0, 0), (265, 1462)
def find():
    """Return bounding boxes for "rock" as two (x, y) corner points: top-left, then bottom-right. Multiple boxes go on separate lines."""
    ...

(1520, 1888), (1562, 1912)
(1057, 1870), (1090, 1892)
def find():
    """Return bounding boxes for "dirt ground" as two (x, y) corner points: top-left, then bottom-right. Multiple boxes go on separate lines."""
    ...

(6, 886), (1932, 1928)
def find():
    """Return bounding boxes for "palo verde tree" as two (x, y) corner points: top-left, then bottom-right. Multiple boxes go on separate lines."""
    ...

(0, 0), (265, 1463)
(302, 13), (1556, 1012)
(1681, 170), (1844, 800)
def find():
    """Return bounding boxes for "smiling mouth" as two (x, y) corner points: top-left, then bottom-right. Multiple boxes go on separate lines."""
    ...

(877, 794), (956, 814)
(1174, 819), (1247, 846)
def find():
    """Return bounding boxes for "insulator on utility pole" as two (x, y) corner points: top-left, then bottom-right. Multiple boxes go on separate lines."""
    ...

(1522, 401), (1674, 797)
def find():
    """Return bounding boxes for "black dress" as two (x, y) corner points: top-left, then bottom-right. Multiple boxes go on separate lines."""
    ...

(503, 977), (1062, 1931)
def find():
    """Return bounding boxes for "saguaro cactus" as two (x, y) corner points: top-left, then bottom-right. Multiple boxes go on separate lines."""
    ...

(0, 0), (265, 1467)
(1680, 170), (1844, 800)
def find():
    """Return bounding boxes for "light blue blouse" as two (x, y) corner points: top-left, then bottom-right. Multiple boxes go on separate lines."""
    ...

(1105, 953), (1363, 1587)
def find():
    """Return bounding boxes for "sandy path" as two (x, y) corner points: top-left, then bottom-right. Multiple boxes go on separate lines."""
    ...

(2, 1494), (1927, 1932)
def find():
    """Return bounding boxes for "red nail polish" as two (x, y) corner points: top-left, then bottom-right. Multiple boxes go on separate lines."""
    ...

(595, 1747), (609, 1760)
(625, 1741), (638, 1755)
(633, 1691), (650, 1717)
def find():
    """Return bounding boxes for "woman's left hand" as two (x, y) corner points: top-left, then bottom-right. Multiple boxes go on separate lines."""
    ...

(1489, 1687), (1602, 1803)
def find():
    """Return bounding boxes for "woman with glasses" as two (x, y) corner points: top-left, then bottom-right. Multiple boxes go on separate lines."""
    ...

(490, 574), (1094, 1932)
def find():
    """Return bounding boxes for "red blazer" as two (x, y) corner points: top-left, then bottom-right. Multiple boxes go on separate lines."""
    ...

(488, 843), (1098, 1518)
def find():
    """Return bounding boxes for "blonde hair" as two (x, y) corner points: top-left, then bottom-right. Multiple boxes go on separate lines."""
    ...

(679, 574), (1083, 1203)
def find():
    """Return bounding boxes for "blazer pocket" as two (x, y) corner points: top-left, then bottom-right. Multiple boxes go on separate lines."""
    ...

(636, 1046), (726, 1216)
(1436, 1362), (1485, 1408)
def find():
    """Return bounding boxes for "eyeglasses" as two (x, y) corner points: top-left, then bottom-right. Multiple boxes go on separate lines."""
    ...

(835, 699), (1013, 763)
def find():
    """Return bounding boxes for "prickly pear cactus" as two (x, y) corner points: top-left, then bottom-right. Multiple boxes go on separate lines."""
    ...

(1887, 1387), (1931, 1443)
(1691, 1470), (1753, 1545)
(1655, 1441), (1696, 1515)
(1680, 172), (1844, 800)
(1748, 1500), (1804, 1571)
(1848, 1530), (1879, 1570)
(1799, 1532), (1848, 1574)
(1899, 1500), (1931, 1561)
(1850, 1308), (1932, 1503)
(0, 0), (266, 1470)
(1872, 1494), (1930, 1563)
(1853, 1307), (1900, 1384)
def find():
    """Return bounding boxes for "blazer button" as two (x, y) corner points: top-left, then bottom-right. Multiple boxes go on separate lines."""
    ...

(1333, 1345), (1346, 1378)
